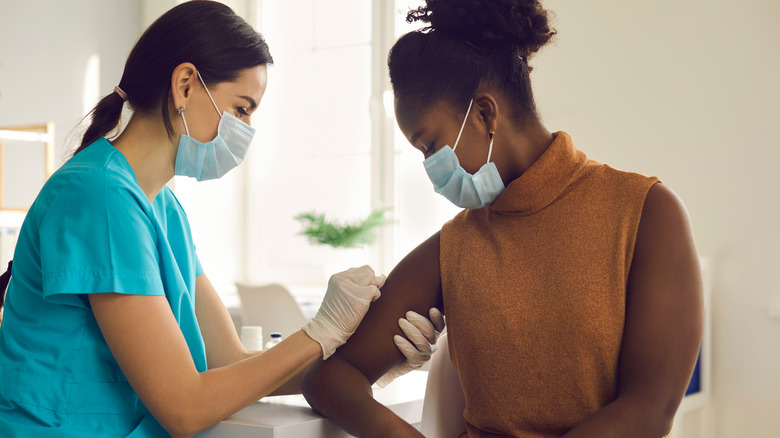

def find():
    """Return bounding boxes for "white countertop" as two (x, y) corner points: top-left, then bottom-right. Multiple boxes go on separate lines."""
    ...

(196, 370), (428, 438)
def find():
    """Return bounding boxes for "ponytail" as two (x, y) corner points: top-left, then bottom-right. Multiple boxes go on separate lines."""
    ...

(73, 90), (125, 155)
(0, 261), (11, 325)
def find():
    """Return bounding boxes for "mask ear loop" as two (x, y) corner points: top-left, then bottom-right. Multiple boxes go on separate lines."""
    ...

(452, 98), (474, 153)
(196, 70), (223, 116)
(486, 129), (495, 163)
(178, 107), (190, 136)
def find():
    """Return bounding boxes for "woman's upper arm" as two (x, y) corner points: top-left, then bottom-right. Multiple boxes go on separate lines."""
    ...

(333, 231), (444, 383)
(195, 274), (247, 368)
(619, 183), (704, 417)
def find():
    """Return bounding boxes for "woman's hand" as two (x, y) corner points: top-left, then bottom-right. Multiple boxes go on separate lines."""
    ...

(376, 307), (445, 387)
(303, 266), (384, 359)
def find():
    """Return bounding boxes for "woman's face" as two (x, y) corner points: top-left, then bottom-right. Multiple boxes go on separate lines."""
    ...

(394, 96), (491, 175)
(184, 64), (268, 142)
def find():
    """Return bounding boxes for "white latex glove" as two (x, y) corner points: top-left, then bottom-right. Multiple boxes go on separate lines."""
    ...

(376, 307), (446, 387)
(303, 266), (385, 359)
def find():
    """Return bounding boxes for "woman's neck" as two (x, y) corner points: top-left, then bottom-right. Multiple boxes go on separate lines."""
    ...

(495, 117), (555, 187)
(111, 112), (178, 203)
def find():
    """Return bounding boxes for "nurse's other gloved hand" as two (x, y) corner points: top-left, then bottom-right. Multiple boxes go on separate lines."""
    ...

(376, 307), (445, 387)
(303, 265), (384, 359)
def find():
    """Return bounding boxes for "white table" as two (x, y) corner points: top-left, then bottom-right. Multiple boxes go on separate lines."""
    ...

(196, 370), (428, 438)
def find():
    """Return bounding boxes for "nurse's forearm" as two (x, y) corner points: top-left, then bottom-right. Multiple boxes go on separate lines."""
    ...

(235, 349), (306, 396)
(268, 368), (306, 396)
(302, 356), (423, 437)
(176, 330), (320, 436)
(91, 292), (321, 438)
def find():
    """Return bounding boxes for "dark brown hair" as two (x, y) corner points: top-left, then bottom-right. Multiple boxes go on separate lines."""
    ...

(75, 0), (273, 155)
(0, 261), (11, 321)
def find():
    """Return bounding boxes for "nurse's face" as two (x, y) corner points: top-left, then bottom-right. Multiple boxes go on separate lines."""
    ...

(394, 96), (488, 175)
(184, 64), (268, 142)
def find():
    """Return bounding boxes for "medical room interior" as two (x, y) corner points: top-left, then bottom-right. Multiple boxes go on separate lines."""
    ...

(0, 0), (778, 437)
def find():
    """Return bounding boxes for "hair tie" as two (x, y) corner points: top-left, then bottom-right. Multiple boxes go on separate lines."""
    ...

(114, 86), (128, 102)
(465, 39), (526, 63)
(464, 40), (483, 54)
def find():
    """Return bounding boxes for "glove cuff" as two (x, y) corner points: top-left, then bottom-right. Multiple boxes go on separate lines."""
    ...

(375, 372), (397, 388)
(303, 318), (352, 360)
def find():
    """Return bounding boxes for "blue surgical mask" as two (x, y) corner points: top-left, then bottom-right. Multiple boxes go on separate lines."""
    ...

(423, 99), (505, 209)
(175, 70), (256, 181)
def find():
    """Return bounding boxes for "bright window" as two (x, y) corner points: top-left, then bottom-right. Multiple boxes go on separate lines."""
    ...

(245, 0), (374, 288)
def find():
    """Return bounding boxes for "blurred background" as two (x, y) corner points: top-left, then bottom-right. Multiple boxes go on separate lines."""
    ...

(1, 0), (778, 436)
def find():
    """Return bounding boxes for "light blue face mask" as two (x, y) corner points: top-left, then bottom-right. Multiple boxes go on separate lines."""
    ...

(423, 99), (505, 209)
(175, 70), (256, 181)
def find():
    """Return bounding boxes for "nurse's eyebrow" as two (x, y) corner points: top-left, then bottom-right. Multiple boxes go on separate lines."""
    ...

(239, 95), (257, 110)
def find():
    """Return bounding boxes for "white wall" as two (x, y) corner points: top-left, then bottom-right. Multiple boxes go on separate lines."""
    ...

(532, 1), (780, 436)
(0, 0), (142, 159)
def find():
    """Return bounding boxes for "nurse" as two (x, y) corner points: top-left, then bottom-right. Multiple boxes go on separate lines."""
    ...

(0, 2), (442, 437)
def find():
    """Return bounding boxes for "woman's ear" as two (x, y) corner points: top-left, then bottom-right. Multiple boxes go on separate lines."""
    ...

(171, 62), (197, 110)
(473, 92), (499, 136)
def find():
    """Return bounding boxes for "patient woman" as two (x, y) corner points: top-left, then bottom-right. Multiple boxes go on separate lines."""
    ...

(301, 0), (703, 437)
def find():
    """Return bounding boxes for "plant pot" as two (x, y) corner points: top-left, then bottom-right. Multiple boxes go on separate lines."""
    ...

(321, 246), (371, 279)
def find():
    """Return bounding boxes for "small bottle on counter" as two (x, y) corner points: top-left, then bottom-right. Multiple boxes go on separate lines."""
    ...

(240, 326), (264, 352)
(264, 332), (282, 350)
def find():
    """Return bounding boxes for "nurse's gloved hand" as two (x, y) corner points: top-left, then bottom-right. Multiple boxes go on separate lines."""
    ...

(376, 307), (446, 387)
(303, 266), (384, 359)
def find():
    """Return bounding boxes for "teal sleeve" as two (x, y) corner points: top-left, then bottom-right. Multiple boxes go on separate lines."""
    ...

(39, 169), (165, 308)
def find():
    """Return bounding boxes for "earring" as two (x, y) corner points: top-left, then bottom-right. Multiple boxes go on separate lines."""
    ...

(486, 129), (496, 162)
(178, 106), (189, 136)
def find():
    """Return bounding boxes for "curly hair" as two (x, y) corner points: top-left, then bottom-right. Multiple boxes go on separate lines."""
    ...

(389, 0), (555, 119)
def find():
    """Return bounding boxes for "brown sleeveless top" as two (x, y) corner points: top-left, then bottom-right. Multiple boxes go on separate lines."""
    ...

(440, 132), (659, 437)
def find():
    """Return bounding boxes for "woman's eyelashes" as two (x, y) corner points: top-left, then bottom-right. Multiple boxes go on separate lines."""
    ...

(422, 142), (436, 157)
(236, 107), (249, 119)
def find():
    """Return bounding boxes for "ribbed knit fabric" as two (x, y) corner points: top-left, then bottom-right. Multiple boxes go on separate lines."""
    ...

(440, 132), (659, 437)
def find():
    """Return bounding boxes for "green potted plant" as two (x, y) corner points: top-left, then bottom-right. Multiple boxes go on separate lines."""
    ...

(295, 208), (389, 249)
(295, 208), (390, 275)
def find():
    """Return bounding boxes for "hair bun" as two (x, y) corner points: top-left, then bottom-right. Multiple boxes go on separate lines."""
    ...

(407, 0), (555, 57)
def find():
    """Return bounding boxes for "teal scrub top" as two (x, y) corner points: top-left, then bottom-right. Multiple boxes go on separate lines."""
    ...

(0, 138), (207, 437)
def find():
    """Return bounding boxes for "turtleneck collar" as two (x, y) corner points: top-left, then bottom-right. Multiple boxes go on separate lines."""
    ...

(489, 131), (589, 215)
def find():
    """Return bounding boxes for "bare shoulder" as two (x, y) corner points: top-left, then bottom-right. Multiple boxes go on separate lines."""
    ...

(641, 182), (691, 231)
(630, 182), (700, 290)
(631, 182), (699, 274)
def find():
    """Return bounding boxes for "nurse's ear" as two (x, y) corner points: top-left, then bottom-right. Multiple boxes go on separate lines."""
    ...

(170, 62), (197, 111)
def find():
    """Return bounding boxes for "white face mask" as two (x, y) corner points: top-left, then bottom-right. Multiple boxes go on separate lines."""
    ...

(174, 70), (256, 181)
(423, 99), (505, 209)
